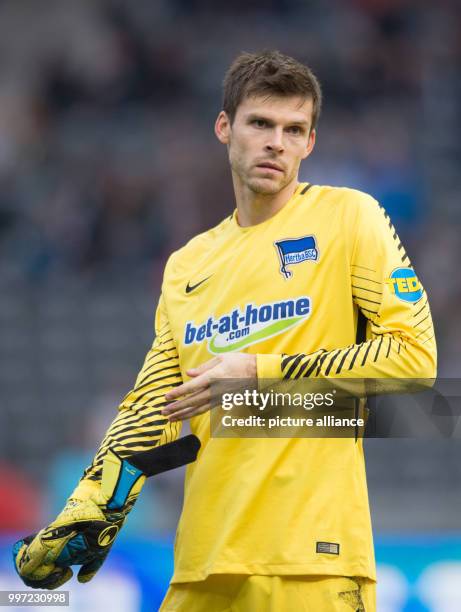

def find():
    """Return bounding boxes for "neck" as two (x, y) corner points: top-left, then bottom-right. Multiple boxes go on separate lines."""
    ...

(233, 175), (299, 227)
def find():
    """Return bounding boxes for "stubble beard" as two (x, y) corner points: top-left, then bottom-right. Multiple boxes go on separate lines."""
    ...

(231, 156), (292, 197)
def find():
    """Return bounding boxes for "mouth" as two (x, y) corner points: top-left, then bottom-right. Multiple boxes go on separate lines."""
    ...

(255, 162), (284, 174)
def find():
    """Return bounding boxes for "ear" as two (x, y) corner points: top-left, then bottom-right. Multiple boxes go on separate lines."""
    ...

(215, 111), (231, 145)
(301, 129), (316, 160)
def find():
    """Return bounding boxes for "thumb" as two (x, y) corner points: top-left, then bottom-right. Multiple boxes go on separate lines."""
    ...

(187, 357), (221, 377)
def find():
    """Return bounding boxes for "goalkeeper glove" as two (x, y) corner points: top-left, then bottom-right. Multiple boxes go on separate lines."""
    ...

(13, 435), (200, 589)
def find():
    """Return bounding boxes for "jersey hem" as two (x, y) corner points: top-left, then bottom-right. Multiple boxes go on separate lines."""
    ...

(171, 562), (377, 584)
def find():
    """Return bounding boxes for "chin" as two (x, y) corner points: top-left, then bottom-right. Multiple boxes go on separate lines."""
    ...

(246, 177), (285, 195)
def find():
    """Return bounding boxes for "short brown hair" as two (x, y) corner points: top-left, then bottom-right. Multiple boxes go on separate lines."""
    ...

(222, 50), (322, 130)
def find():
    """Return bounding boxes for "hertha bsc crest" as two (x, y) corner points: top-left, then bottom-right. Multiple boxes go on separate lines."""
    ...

(274, 235), (319, 279)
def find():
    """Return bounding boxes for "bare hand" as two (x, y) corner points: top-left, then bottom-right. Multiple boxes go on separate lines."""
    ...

(162, 353), (257, 421)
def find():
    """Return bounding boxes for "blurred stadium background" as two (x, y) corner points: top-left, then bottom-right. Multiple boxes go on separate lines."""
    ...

(0, 1), (460, 610)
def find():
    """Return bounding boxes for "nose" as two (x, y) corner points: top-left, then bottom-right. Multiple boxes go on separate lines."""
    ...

(265, 127), (284, 153)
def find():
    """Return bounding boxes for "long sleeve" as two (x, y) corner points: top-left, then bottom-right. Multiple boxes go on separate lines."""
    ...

(257, 194), (437, 381)
(83, 292), (183, 481)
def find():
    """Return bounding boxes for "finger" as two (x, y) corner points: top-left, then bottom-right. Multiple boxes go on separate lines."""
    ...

(15, 534), (53, 576)
(42, 567), (73, 590)
(78, 557), (105, 583)
(47, 567), (73, 590)
(22, 566), (73, 590)
(186, 357), (221, 377)
(15, 537), (47, 576)
(165, 375), (209, 401)
(163, 390), (210, 416)
(169, 404), (211, 422)
(17, 527), (77, 576)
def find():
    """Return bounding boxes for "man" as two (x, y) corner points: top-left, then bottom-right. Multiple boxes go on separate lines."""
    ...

(14, 51), (436, 611)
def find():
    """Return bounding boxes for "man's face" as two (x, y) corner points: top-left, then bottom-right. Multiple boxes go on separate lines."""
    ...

(215, 94), (316, 195)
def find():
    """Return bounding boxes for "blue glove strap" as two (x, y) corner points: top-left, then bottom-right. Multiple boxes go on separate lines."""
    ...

(107, 459), (144, 511)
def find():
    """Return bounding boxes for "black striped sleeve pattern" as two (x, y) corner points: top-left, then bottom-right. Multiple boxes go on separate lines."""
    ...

(412, 294), (435, 344)
(280, 202), (435, 380)
(351, 265), (382, 318)
(83, 321), (182, 480)
(280, 333), (409, 379)
(280, 295), (433, 380)
(379, 205), (411, 265)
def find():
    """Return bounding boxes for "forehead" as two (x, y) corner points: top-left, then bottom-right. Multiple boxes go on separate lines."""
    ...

(236, 94), (313, 124)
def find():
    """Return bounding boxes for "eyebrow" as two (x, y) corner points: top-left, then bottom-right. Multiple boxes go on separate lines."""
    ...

(246, 113), (309, 127)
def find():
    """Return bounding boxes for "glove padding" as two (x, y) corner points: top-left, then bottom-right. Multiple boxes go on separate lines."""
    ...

(13, 496), (124, 589)
(13, 435), (200, 589)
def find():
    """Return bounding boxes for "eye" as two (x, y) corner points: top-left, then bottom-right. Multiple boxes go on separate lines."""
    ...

(252, 119), (267, 128)
(287, 125), (302, 135)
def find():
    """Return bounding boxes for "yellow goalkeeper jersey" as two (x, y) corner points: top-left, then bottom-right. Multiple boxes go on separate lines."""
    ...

(85, 183), (436, 583)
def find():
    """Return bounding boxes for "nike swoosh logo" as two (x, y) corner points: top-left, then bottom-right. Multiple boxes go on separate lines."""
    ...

(185, 275), (212, 294)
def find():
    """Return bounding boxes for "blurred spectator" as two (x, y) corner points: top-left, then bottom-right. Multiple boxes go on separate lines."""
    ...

(0, 0), (459, 534)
